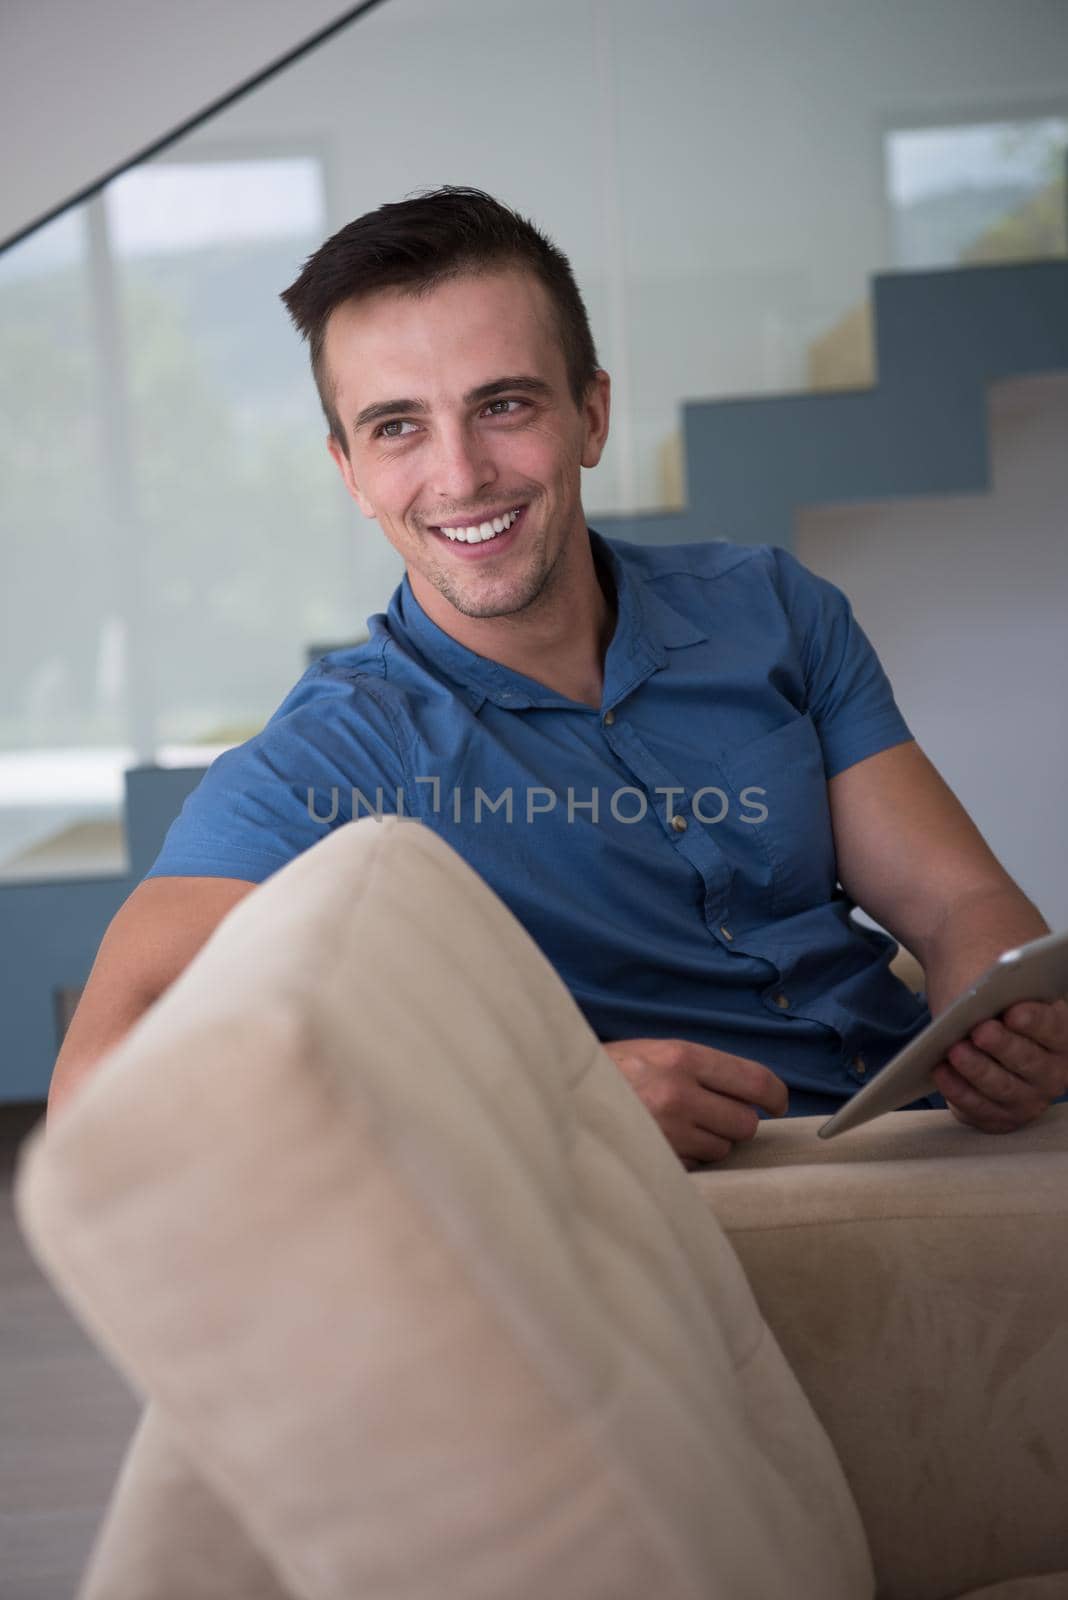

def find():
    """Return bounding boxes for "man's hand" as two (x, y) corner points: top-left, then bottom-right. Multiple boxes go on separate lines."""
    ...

(932, 998), (1068, 1134)
(601, 1037), (789, 1165)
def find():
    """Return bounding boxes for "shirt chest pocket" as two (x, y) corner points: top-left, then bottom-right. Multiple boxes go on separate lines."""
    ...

(720, 712), (838, 918)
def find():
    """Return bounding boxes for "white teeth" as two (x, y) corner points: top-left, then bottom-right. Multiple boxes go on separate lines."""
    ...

(440, 507), (521, 542)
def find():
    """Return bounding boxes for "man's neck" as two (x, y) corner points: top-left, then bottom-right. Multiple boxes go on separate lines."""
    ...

(414, 533), (617, 709)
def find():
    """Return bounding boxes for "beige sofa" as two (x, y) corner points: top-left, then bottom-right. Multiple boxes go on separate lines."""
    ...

(15, 817), (1068, 1600)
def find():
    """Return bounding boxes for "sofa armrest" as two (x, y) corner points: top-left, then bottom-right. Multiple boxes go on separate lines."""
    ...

(694, 1106), (1068, 1600)
(888, 942), (925, 997)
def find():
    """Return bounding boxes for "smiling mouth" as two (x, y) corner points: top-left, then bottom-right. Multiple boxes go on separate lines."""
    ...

(430, 506), (524, 544)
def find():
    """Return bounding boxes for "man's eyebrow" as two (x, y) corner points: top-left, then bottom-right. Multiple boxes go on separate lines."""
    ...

(352, 397), (428, 433)
(462, 375), (553, 405)
(352, 375), (552, 434)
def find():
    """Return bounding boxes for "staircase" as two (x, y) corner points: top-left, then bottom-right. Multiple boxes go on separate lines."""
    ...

(597, 259), (1068, 550)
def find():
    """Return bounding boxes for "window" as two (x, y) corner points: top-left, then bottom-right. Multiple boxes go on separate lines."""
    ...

(0, 152), (399, 880)
(886, 114), (1068, 271)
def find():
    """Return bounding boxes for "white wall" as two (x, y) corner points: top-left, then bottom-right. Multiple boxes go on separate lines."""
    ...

(0, 0), (358, 245)
(796, 372), (1068, 930)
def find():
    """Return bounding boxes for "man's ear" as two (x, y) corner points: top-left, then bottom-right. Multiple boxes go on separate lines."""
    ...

(580, 369), (611, 470)
(327, 433), (375, 519)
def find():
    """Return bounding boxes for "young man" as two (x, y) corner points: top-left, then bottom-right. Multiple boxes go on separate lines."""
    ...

(49, 187), (1068, 1161)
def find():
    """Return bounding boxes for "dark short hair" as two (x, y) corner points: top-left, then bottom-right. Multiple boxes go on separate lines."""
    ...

(280, 186), (600, 456)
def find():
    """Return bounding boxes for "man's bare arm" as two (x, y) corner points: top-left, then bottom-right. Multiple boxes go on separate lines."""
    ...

(47, 876), (256, 1125)
(828, 741), (1047, 1002)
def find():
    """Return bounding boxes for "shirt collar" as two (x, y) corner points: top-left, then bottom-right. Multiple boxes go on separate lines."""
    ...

(387, 528), (708, 712)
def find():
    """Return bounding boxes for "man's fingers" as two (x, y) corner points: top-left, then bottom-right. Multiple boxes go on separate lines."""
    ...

(1001, 997), (1068, 1055)
(601, 1036), (788, 1165)
(949, 1037), (1044, 1109)
(957, 1024), (1061, 1105)
(934, 1052), (1043, 1131)
(695, 1052), (789, 1118)
(692, 1091), (760, 1146)
(681, 1129), (735, 1166)
(964, 1024), (1042, 1092)
(932, 1062), (1022, 1133)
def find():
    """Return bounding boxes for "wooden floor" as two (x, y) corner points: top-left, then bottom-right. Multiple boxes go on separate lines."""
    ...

(1, 1103), (140, 1599)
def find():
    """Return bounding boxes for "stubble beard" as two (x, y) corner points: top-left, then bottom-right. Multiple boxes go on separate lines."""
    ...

(427, 512), (566, 623)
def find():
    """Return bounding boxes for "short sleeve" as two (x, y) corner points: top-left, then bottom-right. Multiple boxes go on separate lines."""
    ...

(144, 667), (410, 883)
(769, 548), (913, 779)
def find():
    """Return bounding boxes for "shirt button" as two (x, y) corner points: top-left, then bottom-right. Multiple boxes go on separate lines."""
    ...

(719, 924), (734, 942)
(773, 992), (790, 1009)
(670, 814), (688, 834)
(603, 709), (616, 726)
(853, 1055), (867, 1076)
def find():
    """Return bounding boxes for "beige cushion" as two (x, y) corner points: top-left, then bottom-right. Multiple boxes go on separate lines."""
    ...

(696, 1107), (1068, 1600)
(76, 1407), (292, 1600)
(17, 816), (871, 1600)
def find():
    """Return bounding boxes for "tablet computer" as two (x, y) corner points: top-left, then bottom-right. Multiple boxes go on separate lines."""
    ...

(818, 927), (1068, 1140)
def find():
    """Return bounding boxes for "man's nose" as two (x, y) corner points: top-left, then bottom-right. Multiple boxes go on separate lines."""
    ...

(432, 422), (497, 504)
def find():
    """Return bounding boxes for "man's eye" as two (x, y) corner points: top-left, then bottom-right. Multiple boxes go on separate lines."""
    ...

(376, 419), (417, 439)
(484, 398), (523, 417)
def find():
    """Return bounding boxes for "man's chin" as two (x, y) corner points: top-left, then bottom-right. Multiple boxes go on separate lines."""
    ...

(436, 585), (542, 622)
(426, 552), (550, 622)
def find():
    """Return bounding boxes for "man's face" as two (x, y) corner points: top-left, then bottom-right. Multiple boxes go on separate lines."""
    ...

(325, 267), (610, 629)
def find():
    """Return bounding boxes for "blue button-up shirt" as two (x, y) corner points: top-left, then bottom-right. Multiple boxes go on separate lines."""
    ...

(148, 532), (931, 1112)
